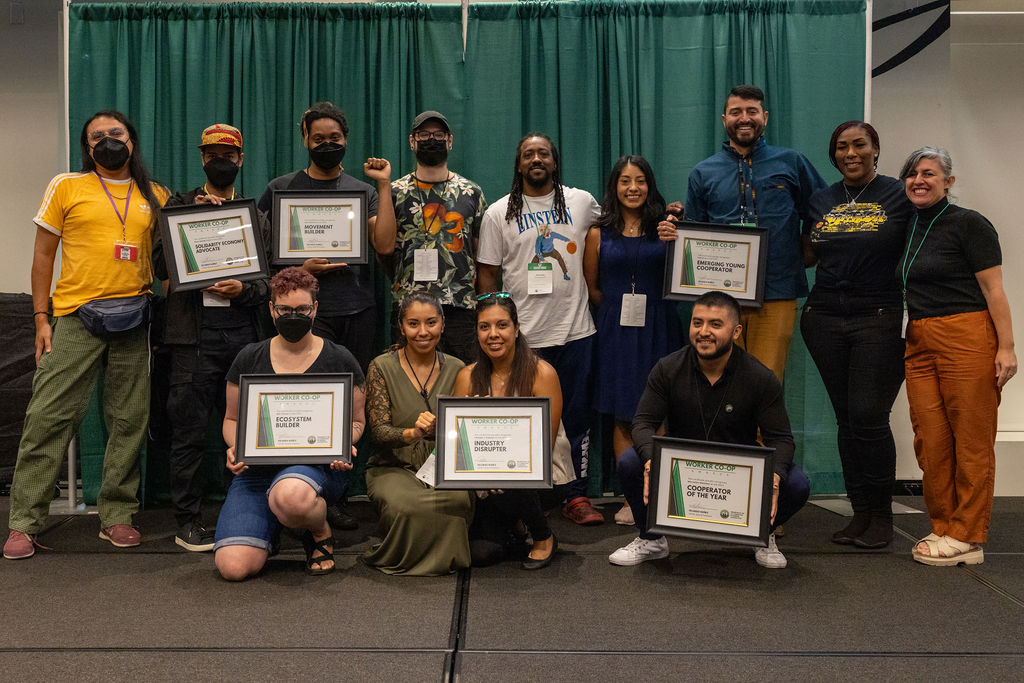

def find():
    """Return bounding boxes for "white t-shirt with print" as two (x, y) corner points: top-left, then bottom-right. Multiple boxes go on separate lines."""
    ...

(477, 186), (600, 348)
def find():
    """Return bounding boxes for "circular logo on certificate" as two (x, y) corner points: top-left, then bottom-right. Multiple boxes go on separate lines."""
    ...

(331, 240), (339, 247)
(720, 509), (730, 519)
(307, 435), (316, 444)
(723, 280), (732, 287)
(507, 460), (516, 469)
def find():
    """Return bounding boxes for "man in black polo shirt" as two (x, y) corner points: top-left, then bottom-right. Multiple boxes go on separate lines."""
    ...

(608, 291), (810, 569)
(154, 124), (271, 551)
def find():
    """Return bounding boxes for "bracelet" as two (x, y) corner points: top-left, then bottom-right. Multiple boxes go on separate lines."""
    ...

(33, 311), (49, 317)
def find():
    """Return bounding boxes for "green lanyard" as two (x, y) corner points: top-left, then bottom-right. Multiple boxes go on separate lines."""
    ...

(900, 202), (950, 295)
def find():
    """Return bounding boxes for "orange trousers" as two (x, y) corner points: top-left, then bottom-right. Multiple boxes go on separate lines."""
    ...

(905, 310), (999, 543)
(738, 299), (798, 382)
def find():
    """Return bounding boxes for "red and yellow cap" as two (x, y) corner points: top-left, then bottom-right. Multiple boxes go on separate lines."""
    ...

(198, 123), (243, 149)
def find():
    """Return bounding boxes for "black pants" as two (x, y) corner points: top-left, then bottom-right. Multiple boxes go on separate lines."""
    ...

(314, 306), (378, 374)
(167, 325), (256, 527)
(469, 490), (552, 566)
(800, 297), (905, 514)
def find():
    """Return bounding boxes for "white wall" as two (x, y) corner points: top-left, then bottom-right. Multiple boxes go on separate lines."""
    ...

(872, 1), (1024, 492)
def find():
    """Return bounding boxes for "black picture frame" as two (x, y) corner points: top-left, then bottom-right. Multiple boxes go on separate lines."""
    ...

(158, 198), (268, 293)
(663, 221), (768, 306)
(235, 373), (354, 466)
(434, 396), (552, 490)
(647, 436), (775, 548)
(270, 189), (369, 265)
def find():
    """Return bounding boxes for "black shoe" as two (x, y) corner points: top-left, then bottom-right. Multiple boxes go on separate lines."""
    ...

(521, 534), (557, 570)
(831, 514), (871, 545)
(175, 521), (215, 552)
(853, 517), (893, 549)
(326, 502), (359, 531)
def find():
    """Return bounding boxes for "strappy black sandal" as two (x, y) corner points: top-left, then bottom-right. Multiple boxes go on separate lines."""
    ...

(301, 530), (335, 576)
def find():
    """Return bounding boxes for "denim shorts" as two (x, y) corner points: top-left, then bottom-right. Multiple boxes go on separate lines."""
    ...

(213, 465), (348, 552)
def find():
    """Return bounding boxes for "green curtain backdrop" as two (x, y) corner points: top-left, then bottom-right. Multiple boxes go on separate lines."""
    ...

(68, 0), (864, 498)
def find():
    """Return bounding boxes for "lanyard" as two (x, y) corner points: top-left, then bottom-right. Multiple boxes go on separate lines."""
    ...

(96, 172), (134, 241)
(522, 195), (554, 232)
(900, 202), (950, 293)
(736, 156), (758, 226)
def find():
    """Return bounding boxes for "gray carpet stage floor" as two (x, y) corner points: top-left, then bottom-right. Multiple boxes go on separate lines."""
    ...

(2, 495), (1023, 682)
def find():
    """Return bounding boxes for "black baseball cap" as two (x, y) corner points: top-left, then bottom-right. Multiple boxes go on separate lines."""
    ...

(411, 110), (450, 133)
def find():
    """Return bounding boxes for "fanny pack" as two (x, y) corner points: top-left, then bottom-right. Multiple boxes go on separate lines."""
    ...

(77, 294), (150, 336)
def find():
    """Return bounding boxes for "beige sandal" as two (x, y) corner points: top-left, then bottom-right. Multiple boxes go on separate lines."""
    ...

(912, 534), (983, 566)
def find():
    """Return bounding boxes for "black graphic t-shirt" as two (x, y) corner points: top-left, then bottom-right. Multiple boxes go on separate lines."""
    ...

(806, 174), (913, 303)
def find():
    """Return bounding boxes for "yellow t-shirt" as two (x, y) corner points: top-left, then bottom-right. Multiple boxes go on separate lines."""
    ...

(34, 172), (169, 316)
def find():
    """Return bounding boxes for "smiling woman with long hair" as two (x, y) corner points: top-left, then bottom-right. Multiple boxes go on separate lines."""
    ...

(454, 293), (564, 570)
(361, 292), (472, 576)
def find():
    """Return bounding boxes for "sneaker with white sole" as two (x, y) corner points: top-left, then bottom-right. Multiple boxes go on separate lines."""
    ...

(609, 536), (669, 566)
(754, 533), (787, 568)
(613, 504), (635, 526)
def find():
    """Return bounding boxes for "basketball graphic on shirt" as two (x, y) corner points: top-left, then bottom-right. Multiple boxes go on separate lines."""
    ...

(566, 241), (577, 254)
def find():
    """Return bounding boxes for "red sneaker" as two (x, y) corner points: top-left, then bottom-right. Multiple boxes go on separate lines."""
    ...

(4, 529), (48, 560)
(562, 497), (604, 526)
(99, 524), (141, 548)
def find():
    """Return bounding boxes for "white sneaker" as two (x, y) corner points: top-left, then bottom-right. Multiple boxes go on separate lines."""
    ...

(754, 533), (787, 568)
(609, 536), (669, 566)
(613, 504), (635, 526)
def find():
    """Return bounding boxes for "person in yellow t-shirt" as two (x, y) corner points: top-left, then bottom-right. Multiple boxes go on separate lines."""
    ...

(3, 111), (168, 561)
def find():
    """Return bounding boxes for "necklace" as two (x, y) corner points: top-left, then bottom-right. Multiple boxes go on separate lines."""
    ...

(843, 174), (876, 207)
(622, 218), (642, 237)
(403, 347), (437, 400)
(488, 369), (511, 397)
(693, 365), (734, 440)
(203, 183), (236, 201)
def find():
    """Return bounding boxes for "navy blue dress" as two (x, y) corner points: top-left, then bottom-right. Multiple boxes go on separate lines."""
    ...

(593, 232), (682, 421)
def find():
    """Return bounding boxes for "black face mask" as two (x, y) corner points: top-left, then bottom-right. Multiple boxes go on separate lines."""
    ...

(414, 138), (448, 167)
(92, 137), (130, 171)
(275, 313), (313, 343)
(309, 142), (346, 171)
(203, 157), (240, 189)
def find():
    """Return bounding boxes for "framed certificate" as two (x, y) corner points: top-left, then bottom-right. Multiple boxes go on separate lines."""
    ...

(647, 436), (775, 547)
(235, 373), (354, 466)
(663, 221), (767, 306)
(158, 199), (269, 293)
(434, 397), (552, 490)
(271, 190), (369, 265)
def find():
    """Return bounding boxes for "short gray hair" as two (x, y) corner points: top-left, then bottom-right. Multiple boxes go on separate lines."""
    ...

(899, 146), (953, 181)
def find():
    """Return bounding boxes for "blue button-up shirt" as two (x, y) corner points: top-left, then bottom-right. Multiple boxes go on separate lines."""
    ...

(686, 138), (825, 300)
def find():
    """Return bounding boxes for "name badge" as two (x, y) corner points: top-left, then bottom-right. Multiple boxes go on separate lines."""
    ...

(202, 291), (230, 307)
(527, 262), (554, 295)
(414, 248), (439, 282)
(620, 293), (647, 327)
(113, 241), (138, 262)
(901, 310), (909, 339)
(415, 451), (437, 488)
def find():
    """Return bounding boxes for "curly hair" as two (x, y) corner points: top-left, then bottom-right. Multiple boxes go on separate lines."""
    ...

(270, 267), (319, 302)
(299, 101), (349, 139)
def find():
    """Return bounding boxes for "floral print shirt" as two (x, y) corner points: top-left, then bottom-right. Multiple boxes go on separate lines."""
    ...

(390, 172), (487, 309)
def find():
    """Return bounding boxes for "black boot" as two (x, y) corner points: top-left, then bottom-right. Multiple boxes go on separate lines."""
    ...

(854, 489), (893, 549)
(831, 490), (870, 545)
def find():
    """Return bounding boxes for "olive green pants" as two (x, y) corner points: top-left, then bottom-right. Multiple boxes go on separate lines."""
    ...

(9, 315), (149, 534)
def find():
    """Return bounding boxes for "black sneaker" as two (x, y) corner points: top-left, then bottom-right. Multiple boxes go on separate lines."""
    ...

(326, 502), (359, 531)
(175, 521), (215, 552)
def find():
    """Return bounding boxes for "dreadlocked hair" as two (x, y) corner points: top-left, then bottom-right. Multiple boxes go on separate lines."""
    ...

(504, 133), (568, 225)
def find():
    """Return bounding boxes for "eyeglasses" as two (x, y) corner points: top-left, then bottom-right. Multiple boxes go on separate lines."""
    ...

(272, 304), (314, 316)
(413, 130), (449, 141)
(475, 292), (512, 301)
(88, 127), (128, 142)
